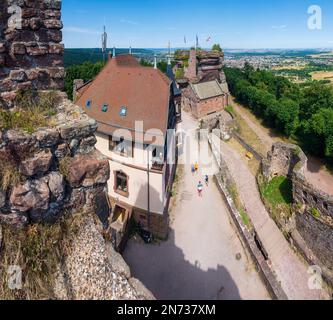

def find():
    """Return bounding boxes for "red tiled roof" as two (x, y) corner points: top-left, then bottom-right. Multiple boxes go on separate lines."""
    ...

(76, 54), (171, 144)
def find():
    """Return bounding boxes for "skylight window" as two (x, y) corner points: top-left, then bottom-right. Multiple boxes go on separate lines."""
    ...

(102, 104), (108, 112)
(86, 100), (92, 108)
(120, 106), (127, 117)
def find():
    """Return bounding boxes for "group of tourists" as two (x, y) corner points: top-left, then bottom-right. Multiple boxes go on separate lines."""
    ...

(191, 162), (209, 197)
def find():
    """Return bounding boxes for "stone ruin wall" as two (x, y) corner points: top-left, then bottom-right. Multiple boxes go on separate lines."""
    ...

(0, 0), (64, 107)
(262, 142), (306, 179)
(262, 142), (333, 281)
(0, 0), (111, 228)
(262, 142), (333, 220)
(0, 99), (110, 227)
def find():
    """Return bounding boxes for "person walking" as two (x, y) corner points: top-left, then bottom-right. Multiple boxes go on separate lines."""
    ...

(197, 181), (204, 197)
(194, 161), (199, 174)
(205, 175), (209, 186)
(191, 164), (195, 176)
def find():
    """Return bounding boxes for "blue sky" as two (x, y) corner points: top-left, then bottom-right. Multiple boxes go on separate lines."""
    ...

(62, 0), (333, 49)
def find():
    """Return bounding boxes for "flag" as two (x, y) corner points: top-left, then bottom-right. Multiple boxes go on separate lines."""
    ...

(206, 36), (211, 42)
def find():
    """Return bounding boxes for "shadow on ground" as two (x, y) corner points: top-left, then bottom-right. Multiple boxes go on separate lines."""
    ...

(123, 229), (241, 300)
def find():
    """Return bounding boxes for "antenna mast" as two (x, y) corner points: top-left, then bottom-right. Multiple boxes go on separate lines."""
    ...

(102, 26), (107, 62)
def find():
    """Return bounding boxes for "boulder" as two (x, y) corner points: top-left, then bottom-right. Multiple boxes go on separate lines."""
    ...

(34, 128), (60, 148)
(19, 149), (53, 176)
(10, 179), (50, 213)
(77, 135), (97, 154)
(58, 118), (97, 141)
(55, 143), (69, 159)
(47, 171), (64, 202)
(66, 152), (110, 188)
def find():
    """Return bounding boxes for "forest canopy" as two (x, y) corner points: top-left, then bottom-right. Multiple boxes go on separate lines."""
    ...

(224, 63), (333, 160)
(65, 61), (105, 100)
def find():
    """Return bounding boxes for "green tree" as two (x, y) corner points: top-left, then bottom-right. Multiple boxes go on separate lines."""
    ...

(65, 61), (105, 100)
(275, 98), (300, 136)
(299, 82), (333, 120)
(212, 44), (222, 52)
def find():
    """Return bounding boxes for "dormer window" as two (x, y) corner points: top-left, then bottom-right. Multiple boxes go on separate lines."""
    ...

(102, 104), (108, 112)
(86, 100), (92, 108)
(120, 106), (127, 117)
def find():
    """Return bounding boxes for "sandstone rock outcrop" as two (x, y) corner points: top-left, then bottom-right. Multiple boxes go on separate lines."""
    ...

(175, 49), (228, 85)
(19, 149), (53, 176)
(65, 151), (110, 188)
(197, 50), (226, 83)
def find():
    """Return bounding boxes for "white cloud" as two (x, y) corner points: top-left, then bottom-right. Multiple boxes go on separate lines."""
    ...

(63, 27), (100, 35)
(272, 25), (287, 30)
(120, 19), (139, 25)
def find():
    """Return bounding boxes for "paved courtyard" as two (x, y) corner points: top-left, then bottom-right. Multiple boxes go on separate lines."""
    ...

(123, 112), (269, 300)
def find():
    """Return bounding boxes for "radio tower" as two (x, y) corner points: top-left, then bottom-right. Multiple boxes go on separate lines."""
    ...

(102, 26), (107, 62)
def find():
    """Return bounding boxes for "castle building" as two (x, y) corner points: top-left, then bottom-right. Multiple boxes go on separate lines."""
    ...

(178, 49), (230, 119)
(75, 53), (180, 241)
(183, 80), (229, 119)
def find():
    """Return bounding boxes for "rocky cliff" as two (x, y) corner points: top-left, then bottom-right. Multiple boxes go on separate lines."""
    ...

(197, 50), (226, 83)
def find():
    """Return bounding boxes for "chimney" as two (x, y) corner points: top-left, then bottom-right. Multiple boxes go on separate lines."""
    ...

(112, 47), (116, 59)
(154, 54), (157, 69)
